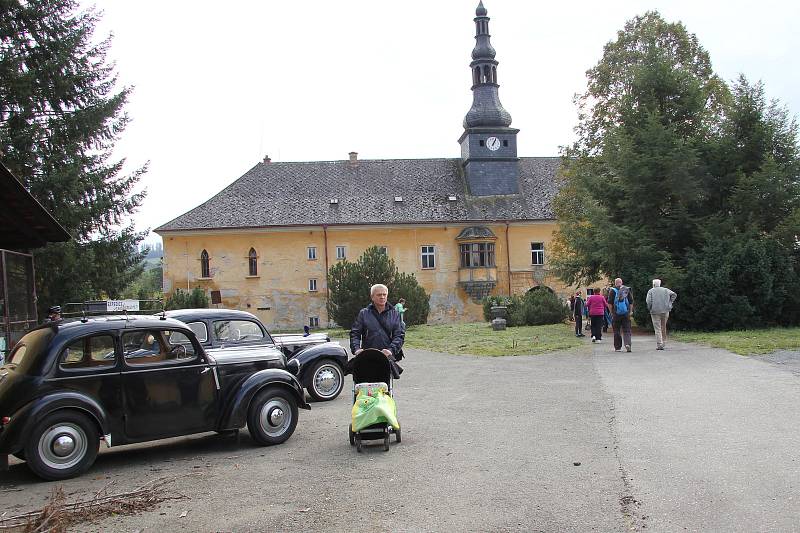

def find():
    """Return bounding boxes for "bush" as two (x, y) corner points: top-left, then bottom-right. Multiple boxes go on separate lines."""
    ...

(483, 289), (568, 327)
(165, 288), (209, 310)
(327, 246), (430, 329)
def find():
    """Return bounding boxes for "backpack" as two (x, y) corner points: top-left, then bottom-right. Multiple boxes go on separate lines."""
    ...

(613, 287), (630, 316)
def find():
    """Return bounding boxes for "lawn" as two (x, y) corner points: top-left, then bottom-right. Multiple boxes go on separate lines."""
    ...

(329, 322), (584, 356)
(671, 327), (800, 355)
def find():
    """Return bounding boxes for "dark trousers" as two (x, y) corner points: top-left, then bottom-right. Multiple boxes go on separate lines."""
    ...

(574, 314), (583, 335)
(590, 315), (603, 340)
(612, 315), (632, 350)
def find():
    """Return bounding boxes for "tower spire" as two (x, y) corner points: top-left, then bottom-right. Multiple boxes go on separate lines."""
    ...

(463, 1), (512, 128)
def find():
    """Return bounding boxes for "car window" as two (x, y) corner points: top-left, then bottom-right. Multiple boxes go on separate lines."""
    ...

(60, 335), (116, 370)
(7, 328), (54, 373)
(213, 320), (264, 343)
(163, 329), (198, 357)
(187, 321), (208, 343)
(122, 329), (195, 366)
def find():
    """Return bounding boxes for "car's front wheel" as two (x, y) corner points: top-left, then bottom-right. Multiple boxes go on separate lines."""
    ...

(25, 411), (99, 481)
(247, 388), (299, 445)
(306, 359), (344, 401)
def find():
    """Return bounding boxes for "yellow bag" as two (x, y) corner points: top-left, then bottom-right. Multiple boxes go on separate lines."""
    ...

(351, 386), (399, 432)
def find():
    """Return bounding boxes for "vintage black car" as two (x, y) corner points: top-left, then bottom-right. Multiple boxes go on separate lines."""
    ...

(0, 315), (310, 480)
(164, 309), (348, 402)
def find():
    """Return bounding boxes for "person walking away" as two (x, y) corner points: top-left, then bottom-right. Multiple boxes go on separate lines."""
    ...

(646, 279), (677, 350)
(586, 289), (606, 343)
(601, 287), (612, 333)
(394, 298), (407, 327)
(571, 291), (585, 337)
(608, 278), (634, 352)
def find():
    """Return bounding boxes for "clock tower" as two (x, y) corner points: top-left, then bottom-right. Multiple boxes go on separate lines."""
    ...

(458, 1), (520, 196)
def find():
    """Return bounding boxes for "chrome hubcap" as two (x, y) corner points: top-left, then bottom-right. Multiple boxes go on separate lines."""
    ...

(38, 423), (88, 470)
(314, 365), (341, 398)
(260, 398), (291, 437)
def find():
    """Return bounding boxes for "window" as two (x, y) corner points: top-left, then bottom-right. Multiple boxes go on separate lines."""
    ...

(248, 248), (258, 276)
(309, 316), (320, 328)
(421, 245), (436, 269)
(186, 321), (208, 343)
(378, 246), (388, 255)
(309, 278), (318, 292)
(60, 335), (116, 369)
(336, 246), (346, 260)
(460, 242), (495, 267)
(200, 249), (210, 278)
(531, 242), (544, 265)
(308, 246), (317, 260)
(122, 330), (193, 365)
(213, 320), (265, 343)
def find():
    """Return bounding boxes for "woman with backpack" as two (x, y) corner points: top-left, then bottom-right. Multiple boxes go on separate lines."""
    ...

(608, 278), (634, 352)
(586, 289), (607, 343)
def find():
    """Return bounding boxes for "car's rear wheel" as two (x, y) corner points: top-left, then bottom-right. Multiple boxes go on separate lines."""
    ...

(306, 359), (344, 401)
(247, 388), (298, 445)
(25, 411), (99, 481)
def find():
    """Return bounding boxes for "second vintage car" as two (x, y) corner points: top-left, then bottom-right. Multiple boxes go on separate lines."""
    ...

(163, 309), (348, 401)
(0, 315), (310, 480)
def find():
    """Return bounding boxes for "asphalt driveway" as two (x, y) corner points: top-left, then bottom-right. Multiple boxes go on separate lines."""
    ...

(2, 335), (798, 532)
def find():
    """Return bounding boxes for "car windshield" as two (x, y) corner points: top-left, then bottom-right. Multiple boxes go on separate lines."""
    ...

(7, 328), (55, 373)
(213, 320), (265, 343)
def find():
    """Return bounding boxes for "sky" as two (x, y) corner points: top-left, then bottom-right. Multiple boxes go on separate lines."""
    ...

(84, 0), (800, 242)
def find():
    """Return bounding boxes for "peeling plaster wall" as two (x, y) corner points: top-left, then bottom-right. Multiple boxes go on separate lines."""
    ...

(159, 222), (574, 329)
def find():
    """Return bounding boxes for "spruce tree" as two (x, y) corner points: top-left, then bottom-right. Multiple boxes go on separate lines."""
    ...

(0, 0), (146, 312)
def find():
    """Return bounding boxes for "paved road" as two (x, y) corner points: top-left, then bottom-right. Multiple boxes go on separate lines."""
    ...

(2, 335), (798, 532)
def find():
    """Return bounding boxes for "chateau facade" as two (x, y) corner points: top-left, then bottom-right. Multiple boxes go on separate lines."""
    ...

(155, 2), (568, 330)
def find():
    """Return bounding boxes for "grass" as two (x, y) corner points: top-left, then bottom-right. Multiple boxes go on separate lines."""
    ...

(671, 327), (800, 355)
(331, 322), (584, 357)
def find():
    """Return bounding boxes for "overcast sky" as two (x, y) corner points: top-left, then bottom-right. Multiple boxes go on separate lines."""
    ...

(85, 0), (799, 242)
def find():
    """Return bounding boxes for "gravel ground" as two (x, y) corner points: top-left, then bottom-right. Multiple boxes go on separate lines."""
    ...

(1, 337), (798, 532)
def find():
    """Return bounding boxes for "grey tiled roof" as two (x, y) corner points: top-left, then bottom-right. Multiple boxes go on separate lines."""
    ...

(155, 157), (562, 232)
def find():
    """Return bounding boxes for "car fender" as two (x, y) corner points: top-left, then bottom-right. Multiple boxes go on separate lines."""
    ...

(220, 369), (310, 430)
(288, 342), (348, 382)
(0, 392), (110, 454)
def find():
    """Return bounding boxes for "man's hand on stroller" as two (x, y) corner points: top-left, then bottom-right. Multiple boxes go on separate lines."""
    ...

(354, 349), (363, 355)
(381, 349), (392, 358)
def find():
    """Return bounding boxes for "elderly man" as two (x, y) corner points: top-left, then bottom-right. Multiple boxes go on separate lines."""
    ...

(608, 278), (634, 352)
(350, 284), (405, 361)
(646, 279), (677, 350)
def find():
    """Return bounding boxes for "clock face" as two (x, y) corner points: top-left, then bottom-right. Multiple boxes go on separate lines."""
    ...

(487, 136), (501, 151)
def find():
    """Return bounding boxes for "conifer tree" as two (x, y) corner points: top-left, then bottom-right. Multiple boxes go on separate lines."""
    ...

(0, 0), (146, 311)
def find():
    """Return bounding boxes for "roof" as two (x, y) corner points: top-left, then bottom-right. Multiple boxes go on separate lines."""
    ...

(155, 157), (562, 233)
(164, 308), (259, 322)
(0, 161), (70, 250)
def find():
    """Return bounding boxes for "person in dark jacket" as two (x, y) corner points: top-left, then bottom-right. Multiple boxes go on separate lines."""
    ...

(570, 291), (585, 337)
(350, 284), (405, 361)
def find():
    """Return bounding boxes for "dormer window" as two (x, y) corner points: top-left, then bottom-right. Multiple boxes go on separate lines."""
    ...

(394, 196), (403, 202)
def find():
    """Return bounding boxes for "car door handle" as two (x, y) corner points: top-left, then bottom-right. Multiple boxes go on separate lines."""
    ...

(200, 367), (211, 374)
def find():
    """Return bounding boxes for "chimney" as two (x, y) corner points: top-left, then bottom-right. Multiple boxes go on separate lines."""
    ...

(348, 152), (358, 165)
(263, 155), (271, 164)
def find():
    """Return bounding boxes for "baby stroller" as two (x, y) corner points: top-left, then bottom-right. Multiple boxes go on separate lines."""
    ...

(347, 349), (401, 452)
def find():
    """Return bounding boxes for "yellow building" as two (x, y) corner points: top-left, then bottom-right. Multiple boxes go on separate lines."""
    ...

(155, 3), (570, 329)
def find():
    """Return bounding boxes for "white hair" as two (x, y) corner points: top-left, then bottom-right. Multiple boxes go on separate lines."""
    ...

(370, 284), (388, 296)
(652, 279), (661, 287)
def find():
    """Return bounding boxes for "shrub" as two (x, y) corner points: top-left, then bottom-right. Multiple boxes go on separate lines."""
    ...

(327, 246), (430, 329)
(483, 289), (568, 327)
(165, 288), (209, 310)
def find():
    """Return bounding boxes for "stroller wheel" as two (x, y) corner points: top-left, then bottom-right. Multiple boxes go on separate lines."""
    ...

(356, 435), (362, 453)
(348, 424), (355, 446)
(383, 434), (389, 451)
(395, 427), (401, 443)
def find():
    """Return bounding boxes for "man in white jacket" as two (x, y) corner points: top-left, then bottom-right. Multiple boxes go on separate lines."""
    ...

(646, 279), (677, 350)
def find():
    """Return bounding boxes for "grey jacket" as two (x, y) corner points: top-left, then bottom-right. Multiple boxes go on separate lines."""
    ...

(646, 287), (677, 314)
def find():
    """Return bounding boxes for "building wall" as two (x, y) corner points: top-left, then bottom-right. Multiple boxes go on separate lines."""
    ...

(159, 221), (572, 329)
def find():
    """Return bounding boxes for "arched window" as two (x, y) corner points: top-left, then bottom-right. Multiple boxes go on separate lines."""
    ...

(491, 66), (497, 83)
(473, 67), (480, 85)
(483, 65), (490, 83)
(200, 249), (210, 278)
(248, 248), (258, 276)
